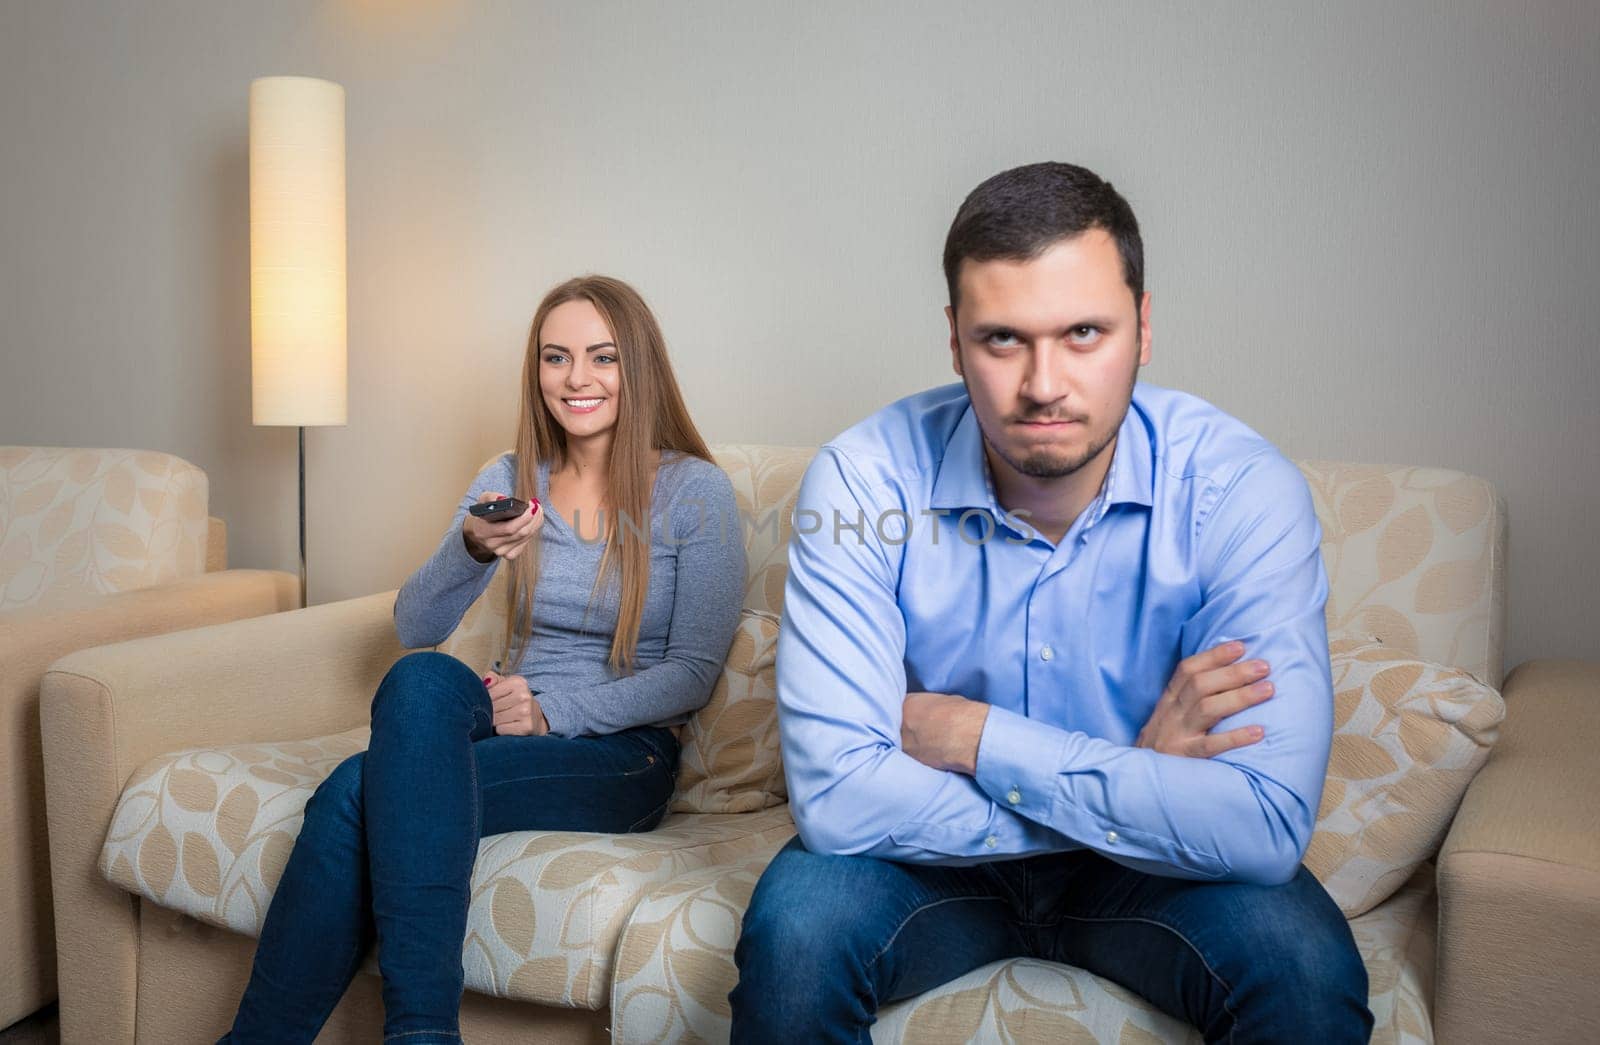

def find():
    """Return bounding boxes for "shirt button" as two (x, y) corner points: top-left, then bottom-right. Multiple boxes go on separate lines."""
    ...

(984, 835), (998, 849)
(1040, 645), (1054, 661)
(1105, 830), (1119, 844)
(1006, 788), (1022, 805)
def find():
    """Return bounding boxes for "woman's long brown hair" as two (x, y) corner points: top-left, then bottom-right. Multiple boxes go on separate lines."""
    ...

(500, 275), (713, 674)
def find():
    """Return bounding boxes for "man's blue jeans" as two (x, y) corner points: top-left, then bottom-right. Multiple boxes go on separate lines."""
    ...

(731, 836), (1372, 1044)
(222, 651), (680, 1045)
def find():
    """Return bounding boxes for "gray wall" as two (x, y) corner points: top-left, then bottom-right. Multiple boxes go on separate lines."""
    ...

(2, 1), (1596, 671)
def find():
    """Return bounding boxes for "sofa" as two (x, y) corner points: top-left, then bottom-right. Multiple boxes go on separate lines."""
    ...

(39, 445), (1600, 1043)
(0, 446), (299, 1029)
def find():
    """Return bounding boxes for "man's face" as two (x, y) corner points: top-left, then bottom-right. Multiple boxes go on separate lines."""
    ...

(947, 229), (1152, 481)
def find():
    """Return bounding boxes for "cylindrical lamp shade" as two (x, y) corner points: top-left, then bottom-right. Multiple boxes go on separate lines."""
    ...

(250, 76), (348, 426)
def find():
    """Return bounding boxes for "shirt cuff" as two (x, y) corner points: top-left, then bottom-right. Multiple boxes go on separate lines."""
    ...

(535, 688), (581, 738)
(974, 704), (1065, 826)
(446, 526), (497, 578)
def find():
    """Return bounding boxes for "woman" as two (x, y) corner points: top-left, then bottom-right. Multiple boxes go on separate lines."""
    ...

(222, 276), (746, 1044)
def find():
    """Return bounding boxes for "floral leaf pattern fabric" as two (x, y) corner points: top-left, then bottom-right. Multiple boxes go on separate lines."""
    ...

(99, 730), (796, 1009)
(671, 610), (784, 814)
(707, 445), (812, 617)
(0, 446), (209, 610)
(1299, 462), (1504, 687)
(1305, 639), (1503, 916)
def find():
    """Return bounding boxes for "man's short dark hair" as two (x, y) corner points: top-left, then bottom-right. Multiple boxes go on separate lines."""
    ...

(942, 162), (1144, 314)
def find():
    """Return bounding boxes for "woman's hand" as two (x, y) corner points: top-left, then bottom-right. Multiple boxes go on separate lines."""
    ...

(483, 671), (549, 736)
(462, 491), (543, 563)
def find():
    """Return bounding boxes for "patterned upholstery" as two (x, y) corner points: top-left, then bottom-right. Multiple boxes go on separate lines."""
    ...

(874, 865), (1438, 1045)
(671, 610), (785, 813)
(1309, 638), (1504, 916)
(0, 446), (209, 611)
(609, 860), (1438, 1044)
(101, 730), (368, 934)
(460, 807), (795, 1008)
(99, 728), (798, 1009)
(96, 448), (1504, 1037)
(709, 445), (813, 618)
(1301, 462), (1505, 687)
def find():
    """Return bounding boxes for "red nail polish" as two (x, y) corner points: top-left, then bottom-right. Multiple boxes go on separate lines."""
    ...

(483, 677), (492, 685)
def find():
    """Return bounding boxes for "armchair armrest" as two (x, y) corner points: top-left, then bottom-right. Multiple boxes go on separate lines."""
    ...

(0, 568), (295, 1028)
(40, 589), (404, 1045)
(1435, 659), (1600, 1045)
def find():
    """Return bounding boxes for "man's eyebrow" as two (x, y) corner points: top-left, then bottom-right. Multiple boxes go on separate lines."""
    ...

(968, 318), (1120, 338)
(540, 341), (618, 352)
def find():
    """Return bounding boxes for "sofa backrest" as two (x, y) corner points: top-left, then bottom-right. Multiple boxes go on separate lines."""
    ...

(1301, 461), (1507, 687)
(0, 447), (211, 613)
(436, 448), (1507, 760)
(707, 451), (1509, 685)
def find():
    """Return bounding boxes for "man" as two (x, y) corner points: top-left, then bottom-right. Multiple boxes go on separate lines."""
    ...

(730, 162), (1370, 1043)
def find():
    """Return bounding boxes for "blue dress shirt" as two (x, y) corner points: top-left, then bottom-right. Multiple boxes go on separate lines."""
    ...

(776, 381), (1333, 884)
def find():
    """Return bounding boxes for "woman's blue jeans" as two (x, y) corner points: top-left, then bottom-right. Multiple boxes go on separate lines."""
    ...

(222, 651), (679, 1045)
(731, 836), (1373, 1044)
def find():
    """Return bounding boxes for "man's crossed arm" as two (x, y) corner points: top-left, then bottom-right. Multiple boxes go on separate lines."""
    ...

(775, 447), (1334, 886)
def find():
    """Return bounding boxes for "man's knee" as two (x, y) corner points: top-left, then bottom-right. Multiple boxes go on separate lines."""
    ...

(1268, 869), (1365, 979)
(731, 840), (890, 1041)
(738, 840), (866, 968)
(1228, 868), (1371, 1039)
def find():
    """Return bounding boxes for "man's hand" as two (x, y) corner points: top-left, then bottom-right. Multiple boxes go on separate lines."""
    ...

(1136, 641), (1273, 758)
(901, 691), (990, 775)
(484, 672), (549, 736)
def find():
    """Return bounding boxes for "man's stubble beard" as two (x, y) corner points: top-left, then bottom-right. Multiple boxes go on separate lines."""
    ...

(966, 355), (1140, 481)
(1004, 423), (1119, 479)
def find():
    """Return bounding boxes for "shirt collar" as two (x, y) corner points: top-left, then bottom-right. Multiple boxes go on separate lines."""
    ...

(1105, 393), (1155, 510)
(929, 404), (994, 512)
(929, 391), (1156, 515)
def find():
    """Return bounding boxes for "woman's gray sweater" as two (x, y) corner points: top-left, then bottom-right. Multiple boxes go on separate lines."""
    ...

(393, 452), (745, 738)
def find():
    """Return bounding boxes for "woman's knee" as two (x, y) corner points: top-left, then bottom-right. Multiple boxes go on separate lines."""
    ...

(302, 753), (365, 833)
(372, 651), (486, 724)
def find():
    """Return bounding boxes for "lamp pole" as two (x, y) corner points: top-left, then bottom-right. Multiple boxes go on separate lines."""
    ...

(248, 75), (348, 609)
(299, 426), (308, 608)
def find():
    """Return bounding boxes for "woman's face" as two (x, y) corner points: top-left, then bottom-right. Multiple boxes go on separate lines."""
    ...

(537, 298), (622, 440)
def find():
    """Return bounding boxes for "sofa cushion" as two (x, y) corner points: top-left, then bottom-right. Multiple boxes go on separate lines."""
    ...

(672, 609), (784, 813)
(1306, 638), (1504, 916)
(710, 444), (813, 618)
(462, 805), (794, 1009)
(1299, 462), (1505, 688)
(100, 729), (371, 932)
(0, 446), (209, 611)
(609, 857), (1438, 1044)
(100, 729), (798, 1009)
(872, 866), (1437, 1044)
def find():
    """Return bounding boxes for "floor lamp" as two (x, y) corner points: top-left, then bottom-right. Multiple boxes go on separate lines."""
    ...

(249, 76), (348, 608)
